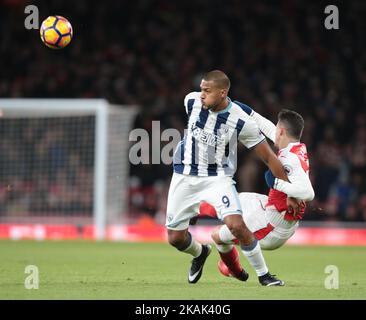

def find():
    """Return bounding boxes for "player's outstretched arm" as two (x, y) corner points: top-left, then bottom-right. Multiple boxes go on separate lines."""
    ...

(250, 111), (276, 143)
(264, 154), (315, 201)
(234, 101), (276, 142)
(253, 140), (289, 182)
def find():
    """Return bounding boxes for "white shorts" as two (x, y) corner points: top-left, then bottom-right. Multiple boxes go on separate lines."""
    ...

(166, 172), (242, 230)
(219, 192), (299, 250)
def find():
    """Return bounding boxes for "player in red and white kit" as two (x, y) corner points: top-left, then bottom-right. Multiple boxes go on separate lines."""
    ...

(198, 109), (314, 286)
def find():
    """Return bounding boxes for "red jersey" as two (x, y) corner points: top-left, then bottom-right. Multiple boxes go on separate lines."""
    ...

(267, 143), (310, 221)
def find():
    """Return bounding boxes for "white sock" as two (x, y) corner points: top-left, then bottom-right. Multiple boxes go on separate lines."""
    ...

(215, 243), (233, 253)
(240, 239), (268, 276)
(218, 224), (236, 243)
(182, 234), (202, 258)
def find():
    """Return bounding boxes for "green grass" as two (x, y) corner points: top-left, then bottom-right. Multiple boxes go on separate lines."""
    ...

(0, 240), (365, 299)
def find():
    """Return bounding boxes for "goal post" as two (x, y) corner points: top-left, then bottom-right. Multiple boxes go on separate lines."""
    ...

(0, 99), (138, 240)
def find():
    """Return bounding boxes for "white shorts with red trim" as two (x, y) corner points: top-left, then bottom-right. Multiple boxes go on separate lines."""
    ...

(219, 192), (299, 250)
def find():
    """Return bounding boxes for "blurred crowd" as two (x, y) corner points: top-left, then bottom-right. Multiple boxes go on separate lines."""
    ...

(1, 0), (366, 222)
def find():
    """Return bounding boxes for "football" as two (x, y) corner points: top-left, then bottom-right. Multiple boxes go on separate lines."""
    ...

(40, 16), (73, 49)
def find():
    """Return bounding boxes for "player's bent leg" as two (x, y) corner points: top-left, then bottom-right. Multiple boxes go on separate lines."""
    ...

(167, 229), (190, 250)
(211, 226), (248, 282)
(211, 226), (226, 245)
(259, 235), (288, 251)
(167, 228), (211, 284)
(223, 215), (284, 286)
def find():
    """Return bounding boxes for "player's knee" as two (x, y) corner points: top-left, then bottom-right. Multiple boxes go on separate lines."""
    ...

(225, 220), (245, 238)
(211, 228), (221, 244)
(225, 219), (253, 244)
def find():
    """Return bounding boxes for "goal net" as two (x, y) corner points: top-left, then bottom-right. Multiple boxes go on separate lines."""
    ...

(0, 99), (137, 239)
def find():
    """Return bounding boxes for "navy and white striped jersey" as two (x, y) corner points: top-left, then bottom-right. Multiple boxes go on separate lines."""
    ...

(173, 92), (265, 177)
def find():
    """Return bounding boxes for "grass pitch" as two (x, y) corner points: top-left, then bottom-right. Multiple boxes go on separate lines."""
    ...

(0, 240), (365, 300)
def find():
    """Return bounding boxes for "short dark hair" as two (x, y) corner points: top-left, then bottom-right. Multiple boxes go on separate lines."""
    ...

(202, 70), (231, 90)
(278, 109), (304, 140)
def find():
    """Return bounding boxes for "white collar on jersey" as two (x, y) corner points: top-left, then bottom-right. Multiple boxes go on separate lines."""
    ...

(280, 141), (301, 152)
(209, 97), (233, 114)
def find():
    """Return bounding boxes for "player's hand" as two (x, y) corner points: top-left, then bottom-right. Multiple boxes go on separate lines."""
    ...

(264, 170), (276, 188)
(286, 197), (304, 216)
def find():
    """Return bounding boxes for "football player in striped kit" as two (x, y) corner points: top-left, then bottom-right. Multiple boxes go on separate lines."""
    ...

(199, 109), (315, 285)
(166, 70), (291, 286)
